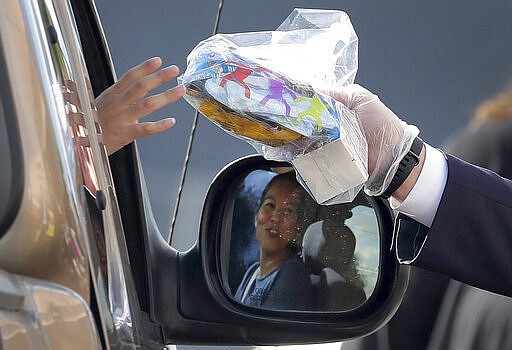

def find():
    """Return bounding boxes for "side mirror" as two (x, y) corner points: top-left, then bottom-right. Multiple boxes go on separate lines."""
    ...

(150, 155), (409, 346)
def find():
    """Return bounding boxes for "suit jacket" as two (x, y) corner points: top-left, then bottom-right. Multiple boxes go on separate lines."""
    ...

(345, 119), (512, 350)
(395, 154), (512, 297)
(426, 279), (512, 350)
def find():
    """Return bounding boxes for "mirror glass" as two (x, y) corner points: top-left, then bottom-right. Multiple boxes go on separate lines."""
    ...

(223, 168), (380, 312)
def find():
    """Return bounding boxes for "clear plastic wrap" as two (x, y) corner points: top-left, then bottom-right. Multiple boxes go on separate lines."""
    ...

(179, 9), (368, 204)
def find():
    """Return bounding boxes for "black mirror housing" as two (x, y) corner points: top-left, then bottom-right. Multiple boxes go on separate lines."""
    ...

(152, 155), (409, 346)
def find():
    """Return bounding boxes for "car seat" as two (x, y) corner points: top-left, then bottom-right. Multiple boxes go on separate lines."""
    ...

(302, 219), (367, 311)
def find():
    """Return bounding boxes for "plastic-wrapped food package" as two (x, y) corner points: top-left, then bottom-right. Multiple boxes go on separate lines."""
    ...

(179, 8), (368, 204)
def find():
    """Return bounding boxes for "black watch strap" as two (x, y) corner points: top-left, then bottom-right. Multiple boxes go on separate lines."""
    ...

(381, 136), (424, 199)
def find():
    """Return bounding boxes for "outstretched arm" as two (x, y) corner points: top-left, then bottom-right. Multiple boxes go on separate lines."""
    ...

(328, 84), (512, 297)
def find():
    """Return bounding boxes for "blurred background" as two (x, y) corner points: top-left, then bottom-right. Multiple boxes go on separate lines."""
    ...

(95, 1), (512, 348)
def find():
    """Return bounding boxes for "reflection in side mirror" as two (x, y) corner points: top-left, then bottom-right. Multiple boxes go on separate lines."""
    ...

(224, 168), (379, 312)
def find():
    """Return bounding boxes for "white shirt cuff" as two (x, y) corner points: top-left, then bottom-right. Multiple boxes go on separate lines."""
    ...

(389, 143), (448, 227)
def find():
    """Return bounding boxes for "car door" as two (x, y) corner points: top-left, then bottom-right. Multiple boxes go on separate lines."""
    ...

(0, 0), (159, 348)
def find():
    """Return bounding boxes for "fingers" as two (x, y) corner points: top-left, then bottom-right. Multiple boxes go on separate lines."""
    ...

(127, 84), (186, 121)
(111, 57), (163, 93)
(65, 79), (77, 93)
(103, 117), (177, 155)
(64, 89), (81, 109)
(326, 88), (349, 105)
(97, 57), (185, 155)
(132, 118), (176, 139)
(122, 65), (181, 105)
(73, 136), (90, 148)
(327, 84), (361, 106)
(68, 111), (86, 127)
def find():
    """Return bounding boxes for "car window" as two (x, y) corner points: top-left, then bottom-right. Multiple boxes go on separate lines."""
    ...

(0, 47), (23, 239)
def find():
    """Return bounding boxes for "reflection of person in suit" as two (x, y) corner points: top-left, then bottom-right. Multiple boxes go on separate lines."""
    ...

(234, 172), (315, 310)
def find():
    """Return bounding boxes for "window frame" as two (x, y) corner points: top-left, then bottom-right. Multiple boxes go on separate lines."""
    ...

(0, 39), (24, 241)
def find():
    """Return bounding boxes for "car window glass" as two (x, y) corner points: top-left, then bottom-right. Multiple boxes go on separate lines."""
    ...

(0, 62), (22, 238)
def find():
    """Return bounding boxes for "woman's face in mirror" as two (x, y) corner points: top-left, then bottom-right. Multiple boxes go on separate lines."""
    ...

(255, 179), (303, 256)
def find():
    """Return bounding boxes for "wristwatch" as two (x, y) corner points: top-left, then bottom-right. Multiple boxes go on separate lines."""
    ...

(381, 136), (424, 198)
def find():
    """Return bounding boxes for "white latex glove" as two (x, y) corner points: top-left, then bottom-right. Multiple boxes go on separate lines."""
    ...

(328, 84), (419, 196)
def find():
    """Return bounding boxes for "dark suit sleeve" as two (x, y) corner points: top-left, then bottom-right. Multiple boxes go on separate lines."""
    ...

(395, 155), (512, 297)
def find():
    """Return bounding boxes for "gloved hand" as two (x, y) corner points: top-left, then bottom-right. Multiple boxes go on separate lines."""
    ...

(328, 84), (419, 196)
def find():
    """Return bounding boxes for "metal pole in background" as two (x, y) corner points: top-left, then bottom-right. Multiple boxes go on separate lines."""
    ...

(167, 0), (225, 244)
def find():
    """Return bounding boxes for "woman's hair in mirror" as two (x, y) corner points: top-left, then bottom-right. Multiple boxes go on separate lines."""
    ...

(258, 171), (318, 255)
